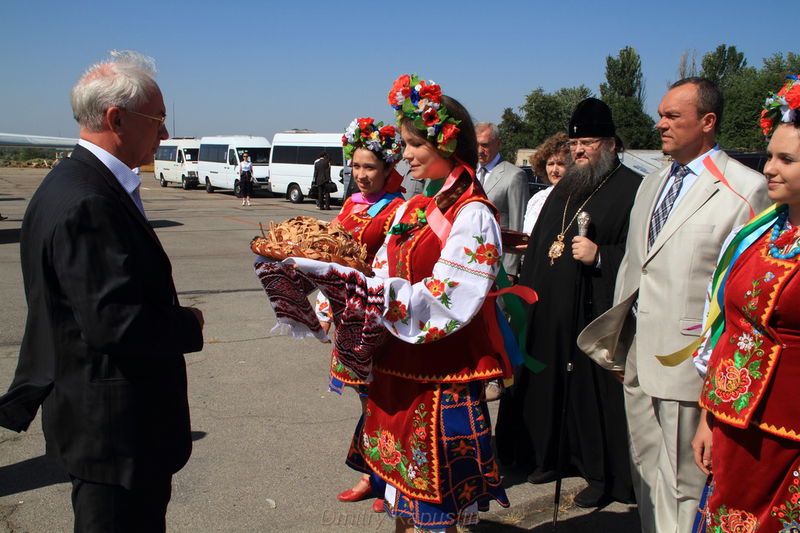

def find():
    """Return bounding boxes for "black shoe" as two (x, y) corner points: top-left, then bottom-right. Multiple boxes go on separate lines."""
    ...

(573, 484), (608, 508)
(527, 469), (558, 485)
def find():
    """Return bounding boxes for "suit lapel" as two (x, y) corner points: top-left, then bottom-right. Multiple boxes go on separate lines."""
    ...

(70, 146), (170, 260)
(483, 161), (503, 194)
(644, 154), (725, 264)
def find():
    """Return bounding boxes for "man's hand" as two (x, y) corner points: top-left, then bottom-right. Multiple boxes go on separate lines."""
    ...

(691, 410), (713, 475)
(189, 308), (204, 330)
(572, 236), (598, 266)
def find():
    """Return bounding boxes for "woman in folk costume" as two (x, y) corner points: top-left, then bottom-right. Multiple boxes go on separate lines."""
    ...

(317, 117), (405, 512)
(692, 75), (800, 533)
(353, 74), (517, 532)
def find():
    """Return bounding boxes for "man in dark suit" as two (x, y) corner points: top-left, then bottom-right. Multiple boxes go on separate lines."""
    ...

(0, 50), (204, 532)
(314, 151), (332, 210)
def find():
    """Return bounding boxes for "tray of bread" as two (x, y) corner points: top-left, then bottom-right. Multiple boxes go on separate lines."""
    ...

(251, 216), (373, 276)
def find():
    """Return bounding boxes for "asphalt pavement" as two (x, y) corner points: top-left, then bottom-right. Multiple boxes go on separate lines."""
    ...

(0, 168), (640, 532)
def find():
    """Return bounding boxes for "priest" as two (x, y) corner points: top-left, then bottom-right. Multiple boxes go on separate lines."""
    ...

(496, 98), (640, 507)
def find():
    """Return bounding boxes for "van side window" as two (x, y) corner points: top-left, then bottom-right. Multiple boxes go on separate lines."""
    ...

(229, 149), (237, 166)
(297, 147), (319, 165)
(177, 150), (183, 164)
(326, 147), (344, 166)
(272, 146), (298, 164)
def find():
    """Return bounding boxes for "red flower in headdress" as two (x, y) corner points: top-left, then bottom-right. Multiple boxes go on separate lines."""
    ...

(785, 84), (800, 109)
(422, 107), (439, 127)
(379, 125), (396, 138)
(440, 123), (460, 145)
(761, 116), (774, 136)
(419, 83), (442, 103)
(358, 117), (375, 131)
(392, 74), (410, 92)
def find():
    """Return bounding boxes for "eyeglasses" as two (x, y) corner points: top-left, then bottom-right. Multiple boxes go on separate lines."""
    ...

(126, 109), (166, 124)
(566, 139), (603, 149)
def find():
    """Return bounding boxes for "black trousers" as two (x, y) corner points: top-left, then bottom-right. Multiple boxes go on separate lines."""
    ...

(316, 187), (330, 209)
(70, 475), (172, 533)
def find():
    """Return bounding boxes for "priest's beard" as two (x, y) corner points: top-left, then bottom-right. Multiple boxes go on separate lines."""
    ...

(555, 149), (618, 200)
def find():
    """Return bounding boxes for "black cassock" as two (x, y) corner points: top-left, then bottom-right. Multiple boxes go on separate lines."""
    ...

(496, 161), (640, 502)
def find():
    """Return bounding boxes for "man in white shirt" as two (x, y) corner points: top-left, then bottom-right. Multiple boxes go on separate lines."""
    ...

(578, 78), (769, 533)
(0, 50), (205, 533)
(475, 122), (529, 279)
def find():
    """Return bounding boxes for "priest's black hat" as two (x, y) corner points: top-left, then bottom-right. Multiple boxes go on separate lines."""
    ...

(568, 98), (616, 138)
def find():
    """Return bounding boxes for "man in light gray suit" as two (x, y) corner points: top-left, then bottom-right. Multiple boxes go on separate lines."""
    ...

(475, 122), (529, 280)
(578, 78), (769, 533)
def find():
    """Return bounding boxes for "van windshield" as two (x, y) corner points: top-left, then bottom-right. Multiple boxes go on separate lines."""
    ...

(184, 148), (199, 162)
(239, 148), (270, 164)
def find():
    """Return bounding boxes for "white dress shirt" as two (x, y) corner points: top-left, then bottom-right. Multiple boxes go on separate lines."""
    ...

(78, 139), (146, 217)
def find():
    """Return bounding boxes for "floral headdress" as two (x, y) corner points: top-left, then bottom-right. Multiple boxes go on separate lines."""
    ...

(760, 75), (800, 136)
(388, 74), (461, 156)
(342, 117), (402, 165)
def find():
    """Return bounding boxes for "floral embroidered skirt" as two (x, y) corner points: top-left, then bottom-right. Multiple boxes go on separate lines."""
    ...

(701, 421), (800, 532)
(346, 380), (509, 529)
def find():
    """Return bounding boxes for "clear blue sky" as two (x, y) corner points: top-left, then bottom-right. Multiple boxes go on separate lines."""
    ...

(1, 0), (796, 140)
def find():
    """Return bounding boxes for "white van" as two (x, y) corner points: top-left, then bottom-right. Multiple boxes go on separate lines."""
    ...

(154, 138), (200, 189)
(198, 136), (271, 196)
(269, 132), (345, 203)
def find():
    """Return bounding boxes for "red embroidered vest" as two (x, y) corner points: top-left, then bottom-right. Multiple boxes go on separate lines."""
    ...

(372, 189), (506, 383)
(700, 231), (800, 441)
(334, 195), (404, 262)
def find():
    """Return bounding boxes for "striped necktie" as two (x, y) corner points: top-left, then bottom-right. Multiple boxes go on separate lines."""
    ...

(647, 165), (690, 250)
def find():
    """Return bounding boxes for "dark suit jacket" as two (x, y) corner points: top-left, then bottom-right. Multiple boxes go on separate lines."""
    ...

(0, 145), (203, 488)
(313, 158), (331, 186)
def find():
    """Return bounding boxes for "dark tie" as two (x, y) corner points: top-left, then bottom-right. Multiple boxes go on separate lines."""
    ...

(647, 165), (690, 250)
(477, 166), (487, 185)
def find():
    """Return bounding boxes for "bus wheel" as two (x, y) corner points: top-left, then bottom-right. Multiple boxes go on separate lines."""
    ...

(160, 174), (168, 187)
(205, 178), (214, 193)
(182, 176), (190, 190)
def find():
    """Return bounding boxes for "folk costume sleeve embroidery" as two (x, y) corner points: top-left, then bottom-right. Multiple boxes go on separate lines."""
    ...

(372, 201), (501, 344)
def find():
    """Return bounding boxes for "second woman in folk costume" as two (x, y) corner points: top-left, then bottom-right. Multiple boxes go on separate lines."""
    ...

(318, 117), (405, 511)
(692, 75), (800, 533)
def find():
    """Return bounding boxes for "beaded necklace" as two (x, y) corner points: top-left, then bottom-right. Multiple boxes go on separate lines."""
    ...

(768, 208), (800, 260)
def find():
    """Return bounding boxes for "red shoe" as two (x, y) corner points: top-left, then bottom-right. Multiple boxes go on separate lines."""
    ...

(372, 498), (385, 513)
(337, 485), (372, 502)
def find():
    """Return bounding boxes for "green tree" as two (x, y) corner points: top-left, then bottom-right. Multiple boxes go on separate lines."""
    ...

(498, 107), (528, 164)
(718, 52), (800, 150)
(701, 44), (747, 88)
(498, 86), (593, 162)
(599, 46), (659, 149)
(675, 49), (699, 82)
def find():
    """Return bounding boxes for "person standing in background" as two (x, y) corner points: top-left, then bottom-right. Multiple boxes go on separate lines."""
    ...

(497, 98), (640, 508)
(579, 78), (770, 532)
(475, 122), (529, 281)
(314, 152), (332, 210)
(238, 152), (253, 206)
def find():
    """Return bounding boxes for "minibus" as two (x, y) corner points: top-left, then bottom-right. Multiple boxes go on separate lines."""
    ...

(198, 136), (271, 195)
(269, 132), (345, 203)
(154, 138), (200, 189)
